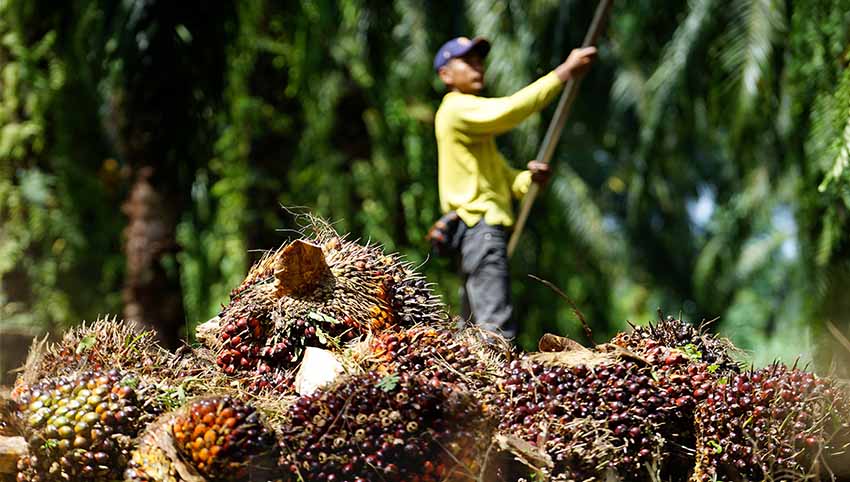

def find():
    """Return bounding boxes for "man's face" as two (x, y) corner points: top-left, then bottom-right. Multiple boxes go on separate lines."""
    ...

(439, 52), (485, 94)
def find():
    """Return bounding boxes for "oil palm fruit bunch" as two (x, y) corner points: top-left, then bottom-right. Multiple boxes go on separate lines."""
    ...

(692, 364), (850, 481)
(13, 369), (150, 481)
(365, 325), (508, 394)
(646, 361), (722, 480)
(212, 307), (298, 393)
(280, 371), (492, 481)
(499, 358), (678, 480)
(200, 222), (447, 393)
(125, 396), (280, 482)
(611, 314), (740, 375)
(171, 397), (279, 481)
(13, 318), (197, 405)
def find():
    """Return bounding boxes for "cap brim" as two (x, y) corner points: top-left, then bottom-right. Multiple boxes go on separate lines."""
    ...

(465, 37), (491, 58)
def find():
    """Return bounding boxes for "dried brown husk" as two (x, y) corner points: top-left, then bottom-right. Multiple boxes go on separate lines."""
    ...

(125, 412), (202, 482)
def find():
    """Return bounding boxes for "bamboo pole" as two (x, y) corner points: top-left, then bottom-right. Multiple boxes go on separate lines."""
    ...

(507, 0), (614, 258)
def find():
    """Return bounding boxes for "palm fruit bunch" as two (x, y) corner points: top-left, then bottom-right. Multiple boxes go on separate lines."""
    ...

(611, 314), (740, 373)
(125, 396), (280, 482)
(201, 222), (446, 393)
(170, 397), (279, 481)
(692, 364), (850, 481)
(498, 358), (678, 480)
(610, 315), (743, 478)
(1, 395), (19, 436)
(13, 369), (149, 481)
(12, 318), (200, 407)
(279, 371), (492, 481)
(364, 325), (508, 395)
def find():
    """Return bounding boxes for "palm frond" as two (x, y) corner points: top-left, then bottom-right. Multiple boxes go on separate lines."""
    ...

(804, 64), (850, 266)
(610, 64), (646, 114)
(627, 0), (718, 225)
(692, 166), (775, 304)
(816, 68), (850, 194)
(391, 0), (430, 85)
(735, 232), (786, 280)
(641, 0), (718, 149)
(718, 0), (785, 133)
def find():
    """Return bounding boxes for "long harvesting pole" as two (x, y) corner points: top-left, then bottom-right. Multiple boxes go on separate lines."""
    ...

(507, 0), (614, 258)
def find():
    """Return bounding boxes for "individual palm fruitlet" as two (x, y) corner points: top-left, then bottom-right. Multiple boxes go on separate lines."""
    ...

(498, 358), (697, 480)
(693, 364), (850, 481)
(200, 224), (447, 393)
(280, 371), (492, 481)
(14, 369), (147, 481)
(171, 397), (279, 481)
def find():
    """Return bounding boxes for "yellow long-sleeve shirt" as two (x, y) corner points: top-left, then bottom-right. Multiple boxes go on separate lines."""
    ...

(435, 71), (563, 227)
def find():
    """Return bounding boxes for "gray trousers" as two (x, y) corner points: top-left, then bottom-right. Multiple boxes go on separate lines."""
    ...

(459, 221), (516, 338)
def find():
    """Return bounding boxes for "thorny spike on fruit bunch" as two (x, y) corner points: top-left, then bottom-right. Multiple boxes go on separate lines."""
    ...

(13, 369), (151, 482)
(170, 397), (279, 481)
(692, 364), (850, 482)
(205, 221), (447, 393)
(611, 314), (741, 374)
(280, 371), (493, 481)
(365, 325), (509, 400)
(497, 357), (718, 481)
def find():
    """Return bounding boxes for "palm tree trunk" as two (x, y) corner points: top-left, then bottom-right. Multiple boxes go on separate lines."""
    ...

(121, 166), (184, 348)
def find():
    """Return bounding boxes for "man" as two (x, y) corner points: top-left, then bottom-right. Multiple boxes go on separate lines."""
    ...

(434, 36), (596, 338)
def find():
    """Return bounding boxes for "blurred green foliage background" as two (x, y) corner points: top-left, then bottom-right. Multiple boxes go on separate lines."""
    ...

(2, 0), (850, 372)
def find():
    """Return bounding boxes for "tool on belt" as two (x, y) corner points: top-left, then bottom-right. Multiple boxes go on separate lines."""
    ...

(425, 211), (465, 257)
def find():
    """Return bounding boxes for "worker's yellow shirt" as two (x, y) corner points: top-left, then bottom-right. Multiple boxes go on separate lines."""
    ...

(435, 71), (563, 227)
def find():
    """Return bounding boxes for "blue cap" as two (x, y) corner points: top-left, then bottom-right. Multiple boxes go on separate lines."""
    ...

(433, 36), (491, 72)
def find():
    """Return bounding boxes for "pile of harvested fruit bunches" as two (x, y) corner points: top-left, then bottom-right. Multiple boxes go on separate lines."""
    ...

(489, 317), (850, 481)
(2, 226), (850, 482)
